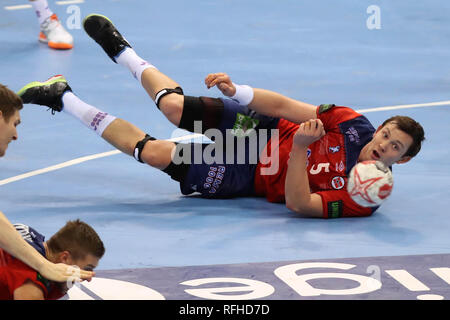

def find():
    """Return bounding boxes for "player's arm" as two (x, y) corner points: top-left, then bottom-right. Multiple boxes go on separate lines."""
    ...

(285, 119), (325, 218)
(13, 280), (45, 300)
(0, 211), (94, 282)
(0, 211), (47, 271)
(205, 73), (317, 124)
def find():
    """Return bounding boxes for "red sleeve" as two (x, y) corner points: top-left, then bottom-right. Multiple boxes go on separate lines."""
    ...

(0, 250), (50, 299)
(316, 189), (375, 218)
(316, 105), (363, 131)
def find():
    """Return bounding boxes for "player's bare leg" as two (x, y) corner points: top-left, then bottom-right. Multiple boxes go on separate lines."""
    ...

(140, 69), (184, 127)
(101, 119), (175, 169)
(17, 75), (175, 169)
(82, 14), (184, 127)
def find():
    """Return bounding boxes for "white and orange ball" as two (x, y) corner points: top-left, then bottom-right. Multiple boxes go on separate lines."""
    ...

(347, 160), (394, 207)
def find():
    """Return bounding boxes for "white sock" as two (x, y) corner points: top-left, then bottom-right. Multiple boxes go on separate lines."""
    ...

(61, 92), (117, 137)
(115, 47), (156, 84)
(30, 0), (54, 25)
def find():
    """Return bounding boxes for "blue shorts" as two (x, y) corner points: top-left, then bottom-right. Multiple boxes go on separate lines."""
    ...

(179, 98), (279, 198)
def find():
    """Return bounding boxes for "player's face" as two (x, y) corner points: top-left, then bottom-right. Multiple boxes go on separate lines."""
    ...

(59, 252), (100, 276)
(57, 253), (100, 295)
(0, 110), (20, 157)
(359, 122), (413, 167)
(71, 253), (100, 274)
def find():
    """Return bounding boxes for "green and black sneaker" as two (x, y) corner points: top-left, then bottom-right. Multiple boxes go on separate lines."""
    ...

(83, 14), (132, 63)
(17, 75), (71, 113)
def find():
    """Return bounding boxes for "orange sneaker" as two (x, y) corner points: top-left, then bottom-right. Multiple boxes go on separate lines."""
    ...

(39, 14), (73, 50)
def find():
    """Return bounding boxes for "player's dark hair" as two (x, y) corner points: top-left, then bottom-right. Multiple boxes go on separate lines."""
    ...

(47, 220), (105, 260)
(0, 84), (23, 121)
(381, 115), (425, 158)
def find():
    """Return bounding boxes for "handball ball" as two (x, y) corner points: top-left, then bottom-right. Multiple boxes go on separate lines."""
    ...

(347, 160), (393, 207)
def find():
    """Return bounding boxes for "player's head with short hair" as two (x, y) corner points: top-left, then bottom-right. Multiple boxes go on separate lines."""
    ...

(380, 115), (425, 158)
(359, 115), (425, 167)
(46, 220), (105, 272)
(0, 84), (22, 157)
(0, 84), (23, 121)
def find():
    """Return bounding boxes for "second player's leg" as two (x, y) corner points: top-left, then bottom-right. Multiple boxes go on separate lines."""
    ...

(140, 68), (184, 127)
(101, 118), (175, 169)
(29, 0), (73, 49)
(18, 76), (176, 171)
(82, 14), (227, 133)
(82, 14), (185, 127)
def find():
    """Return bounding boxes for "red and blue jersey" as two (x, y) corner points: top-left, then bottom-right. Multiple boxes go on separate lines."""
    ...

(179, 99), (379, 218)
(254, 104), (379, 218)
(0, 224), (64, 300)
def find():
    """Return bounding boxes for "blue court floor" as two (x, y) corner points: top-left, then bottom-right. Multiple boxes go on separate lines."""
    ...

(1, 0), (449, 300)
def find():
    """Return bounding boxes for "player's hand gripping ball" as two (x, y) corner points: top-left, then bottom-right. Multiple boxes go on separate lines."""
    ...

(347, 160), (393, 207)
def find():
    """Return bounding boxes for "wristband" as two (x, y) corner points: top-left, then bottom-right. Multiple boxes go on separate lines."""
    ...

(230, 83), (254, 106)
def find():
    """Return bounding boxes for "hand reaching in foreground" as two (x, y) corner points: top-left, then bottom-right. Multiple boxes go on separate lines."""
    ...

(40, 260), (94, 283)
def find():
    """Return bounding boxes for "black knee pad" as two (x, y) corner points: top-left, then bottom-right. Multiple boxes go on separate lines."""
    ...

(134, 134), (156, 163)
(179, 96), (224, 133)
(154, 87), (184, 109)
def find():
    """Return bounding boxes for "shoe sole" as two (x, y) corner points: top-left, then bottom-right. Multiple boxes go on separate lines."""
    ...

(48, 41), (73, 50)
(17, 75), (67, 97)
(39, 33), (74, 50)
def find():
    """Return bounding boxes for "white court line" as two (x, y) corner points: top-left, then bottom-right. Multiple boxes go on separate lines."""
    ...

(56, 0), (85, 5)
(0, 150), (119, 186)
(356, 100), (450, 113)
(4, 0), (84, 11)
(0, 101), (449, 186)
(4, 5), (31, 10)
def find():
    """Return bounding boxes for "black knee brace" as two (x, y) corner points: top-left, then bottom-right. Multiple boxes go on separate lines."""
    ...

(154, 87), (184, 109)
(134, 135), (189, 182)
(133, 134), (156, 163)
(179, 96), (224, 133)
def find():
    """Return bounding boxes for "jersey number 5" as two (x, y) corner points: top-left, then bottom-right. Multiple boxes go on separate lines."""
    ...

(309, 163), (330, 175)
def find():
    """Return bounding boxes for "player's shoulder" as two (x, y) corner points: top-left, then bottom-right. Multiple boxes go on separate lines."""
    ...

(7, 259), (52, 298)
(317, 104), (375, 134)
(4, 249), (37, 272)
(14, 223), (34, 241)
(317, 104), (362, 118)
(13, 223), (46, 256)
(13, 280), (45, 300)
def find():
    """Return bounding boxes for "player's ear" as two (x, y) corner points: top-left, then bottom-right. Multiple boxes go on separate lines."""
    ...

(58, 251), (71, 263)
(396, 156), (411, 164)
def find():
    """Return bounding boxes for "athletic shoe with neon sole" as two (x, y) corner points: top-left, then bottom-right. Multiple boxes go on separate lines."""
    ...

(39, 14), (74, 50)
(17, 75), (72, 113)
(83, 14), (131, 63)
